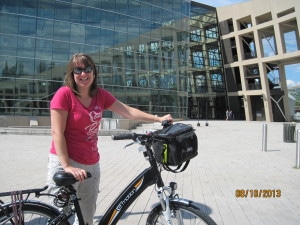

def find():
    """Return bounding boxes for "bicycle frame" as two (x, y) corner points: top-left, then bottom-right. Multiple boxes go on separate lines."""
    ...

(99, 167), (156, 224)
(1, 123), (217, 225)
(0, 144), (166, 225)
(98, 142), (164, 225)
(0, 129), (180, 225)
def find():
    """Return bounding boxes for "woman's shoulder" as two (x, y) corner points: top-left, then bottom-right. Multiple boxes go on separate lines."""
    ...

(50, 86), (74, 108)
(58, 86), (71, 92)
(55, 86), (73, 95)
(52, 86), (73, 100)
(96, 87), (116, 106)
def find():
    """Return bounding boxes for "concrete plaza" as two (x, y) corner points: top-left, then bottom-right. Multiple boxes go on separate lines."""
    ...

(1, 120), (300, 224)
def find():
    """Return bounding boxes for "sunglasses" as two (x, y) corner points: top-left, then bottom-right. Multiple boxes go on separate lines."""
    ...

(73, 66), (93, 74)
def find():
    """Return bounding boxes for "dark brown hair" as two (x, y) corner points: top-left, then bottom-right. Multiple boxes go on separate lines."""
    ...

(64, 53), (98, 97)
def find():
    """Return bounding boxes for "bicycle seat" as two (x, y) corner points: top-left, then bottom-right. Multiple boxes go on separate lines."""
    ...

(53, 171), (92, 186)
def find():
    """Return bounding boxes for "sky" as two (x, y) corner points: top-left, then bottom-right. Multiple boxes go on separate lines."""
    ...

(195, 0), (300, 88)
(285, 64), (300, 88)
(194, 0), (251, 7)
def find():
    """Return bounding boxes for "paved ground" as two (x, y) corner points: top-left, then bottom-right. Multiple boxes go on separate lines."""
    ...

(1, 120), (300, 225)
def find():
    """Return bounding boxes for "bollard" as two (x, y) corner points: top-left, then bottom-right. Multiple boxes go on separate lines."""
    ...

(296, 129), (300, 169)
(262, 124), (267, 151)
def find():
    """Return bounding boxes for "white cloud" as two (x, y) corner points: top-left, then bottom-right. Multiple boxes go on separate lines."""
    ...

(287, 80), (296, 87)
(287, 79), (300, 88)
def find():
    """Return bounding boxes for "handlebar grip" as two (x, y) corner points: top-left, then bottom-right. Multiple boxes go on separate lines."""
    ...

(111, 133), (135, 140)
(162, 120), (172, 128)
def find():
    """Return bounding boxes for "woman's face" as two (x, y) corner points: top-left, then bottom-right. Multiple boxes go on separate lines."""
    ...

(73, 62), (95, 91)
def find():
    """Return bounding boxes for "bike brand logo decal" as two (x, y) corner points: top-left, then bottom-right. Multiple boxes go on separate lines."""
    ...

(108, 177), (144, 224)
(162, 143), (168, 164)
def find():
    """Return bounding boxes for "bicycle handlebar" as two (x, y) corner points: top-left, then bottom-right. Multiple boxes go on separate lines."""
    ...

(161, 120), (172, 128)
(111, 133), (136, 140)
(111, 132), (151, 141)
(111, 120), (172, 141)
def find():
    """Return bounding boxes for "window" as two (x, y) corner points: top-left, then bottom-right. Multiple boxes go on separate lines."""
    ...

(190, 29), (201, 42)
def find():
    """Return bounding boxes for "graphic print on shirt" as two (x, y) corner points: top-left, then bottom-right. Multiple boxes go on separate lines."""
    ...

(85, 105), (102, 151)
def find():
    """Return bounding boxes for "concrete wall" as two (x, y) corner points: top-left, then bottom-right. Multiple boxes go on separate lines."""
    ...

(0, 116), (50, 127)
(0, 116), (140, 130)
(217, 0), (300, 122)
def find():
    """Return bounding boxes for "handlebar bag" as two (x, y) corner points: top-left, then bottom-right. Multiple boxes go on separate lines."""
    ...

(152, 123), (198, 169)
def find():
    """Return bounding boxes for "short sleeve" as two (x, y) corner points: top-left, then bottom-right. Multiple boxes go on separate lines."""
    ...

(99, 88), (117, 109)
(50, 87), (71, 111)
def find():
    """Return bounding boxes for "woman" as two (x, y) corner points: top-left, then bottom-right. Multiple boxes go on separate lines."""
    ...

(47, 53), (172, 225)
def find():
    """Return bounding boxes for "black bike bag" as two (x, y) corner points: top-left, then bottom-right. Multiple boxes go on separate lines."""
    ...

(152, 123), (198, 172)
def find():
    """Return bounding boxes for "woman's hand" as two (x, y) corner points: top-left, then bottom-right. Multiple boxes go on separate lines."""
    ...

(157, 114), (173, 123)
(64, 166), (88, 182)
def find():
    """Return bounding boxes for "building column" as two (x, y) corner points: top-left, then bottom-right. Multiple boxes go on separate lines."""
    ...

(273, 20), (284, 55)
(238, 64), (253, 121)
(279, 64), (291, 121)
(243, 95), (252, 121)
(259, 62), (273, 122)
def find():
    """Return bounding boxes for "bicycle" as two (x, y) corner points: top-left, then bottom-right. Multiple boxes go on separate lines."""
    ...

(0, 121), (217, 225)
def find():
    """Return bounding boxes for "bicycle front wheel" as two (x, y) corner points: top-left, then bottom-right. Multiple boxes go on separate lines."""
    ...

(146, 201), (217, 225)
(0, 201), (71, 225)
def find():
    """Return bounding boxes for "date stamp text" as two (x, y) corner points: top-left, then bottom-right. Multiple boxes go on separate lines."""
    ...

(235, 189), (281, 198)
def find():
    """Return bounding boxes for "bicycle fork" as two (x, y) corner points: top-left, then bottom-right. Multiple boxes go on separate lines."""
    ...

(157, 182), (179, 225)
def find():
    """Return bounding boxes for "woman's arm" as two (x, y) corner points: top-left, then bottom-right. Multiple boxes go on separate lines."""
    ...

(50, 109), (86, 181)
(108, 100), (173, 123)
(50, 109), (69, 168)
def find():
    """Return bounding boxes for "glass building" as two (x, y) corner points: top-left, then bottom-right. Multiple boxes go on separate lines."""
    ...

(0, 0), (224, 126)
(188, 2), (225, 120)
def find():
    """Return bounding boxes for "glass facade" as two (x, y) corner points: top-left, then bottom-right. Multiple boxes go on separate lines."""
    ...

(0, 0), (224, 120)
(188, 2), (226, 120)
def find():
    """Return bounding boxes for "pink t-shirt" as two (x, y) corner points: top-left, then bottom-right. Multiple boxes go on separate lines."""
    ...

(50, 86), (116, 165)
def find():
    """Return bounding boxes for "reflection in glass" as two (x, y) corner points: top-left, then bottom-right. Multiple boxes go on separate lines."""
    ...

(0, 0), (222, 119)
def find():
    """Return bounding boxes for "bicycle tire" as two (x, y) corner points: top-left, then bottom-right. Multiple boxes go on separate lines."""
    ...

(146, 201), (217, 225)
(0, 201), (71, 225)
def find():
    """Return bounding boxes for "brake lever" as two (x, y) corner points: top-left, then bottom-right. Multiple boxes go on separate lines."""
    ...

(124, 142), (134, 149)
